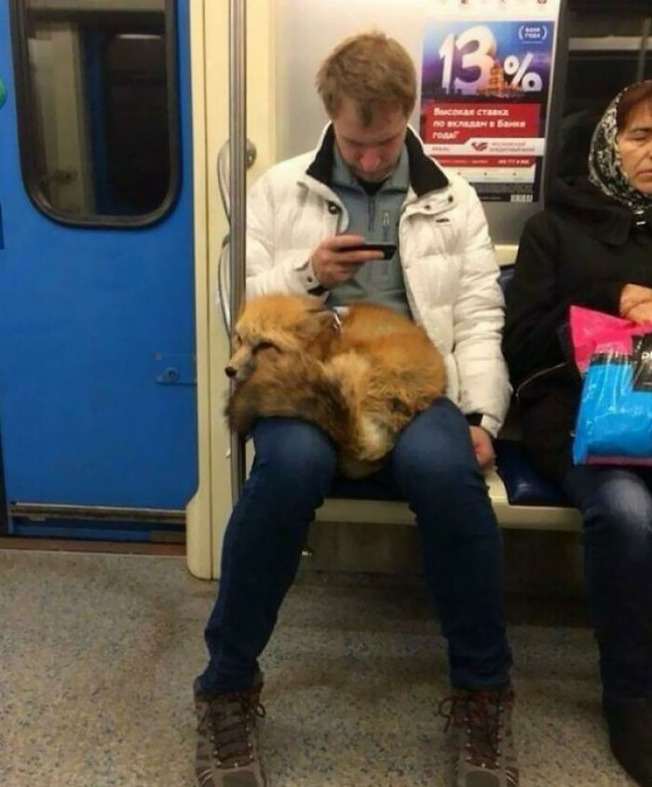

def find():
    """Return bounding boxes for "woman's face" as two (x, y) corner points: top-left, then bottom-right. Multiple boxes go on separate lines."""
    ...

(618, 100), (652, 194)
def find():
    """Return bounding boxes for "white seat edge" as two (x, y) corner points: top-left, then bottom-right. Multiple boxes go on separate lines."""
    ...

(314, 465), (582, 532)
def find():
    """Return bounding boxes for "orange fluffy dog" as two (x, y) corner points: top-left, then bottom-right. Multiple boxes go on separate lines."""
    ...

(225, 294), (446, 477)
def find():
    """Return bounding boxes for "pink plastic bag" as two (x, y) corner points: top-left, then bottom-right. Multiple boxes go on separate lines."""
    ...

(569, 305), (652, 373)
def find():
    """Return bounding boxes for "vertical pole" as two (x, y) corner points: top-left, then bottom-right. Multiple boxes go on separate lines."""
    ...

(638, 17), (650, 83)
(229, 0), (247, 503)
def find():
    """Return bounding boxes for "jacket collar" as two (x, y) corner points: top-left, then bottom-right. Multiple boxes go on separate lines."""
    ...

(305, 124), (449, 196)
(548, 177), (652, 245)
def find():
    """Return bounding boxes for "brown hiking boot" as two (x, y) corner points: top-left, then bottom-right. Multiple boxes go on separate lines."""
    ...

(193, 673), (266, 787)
(439, 684), (518, 786)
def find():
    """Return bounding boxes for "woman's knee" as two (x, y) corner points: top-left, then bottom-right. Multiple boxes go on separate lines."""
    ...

(590, 495), (652, 546)
(570, 469), (652, 548)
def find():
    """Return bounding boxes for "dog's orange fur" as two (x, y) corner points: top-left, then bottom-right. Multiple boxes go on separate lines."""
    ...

(225, 294), (446, 477)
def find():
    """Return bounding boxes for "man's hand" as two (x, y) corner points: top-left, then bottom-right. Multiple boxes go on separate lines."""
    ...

(309, 234), (384, 289)
(469, 425), (495, 468)
(619, 283), (652, 321)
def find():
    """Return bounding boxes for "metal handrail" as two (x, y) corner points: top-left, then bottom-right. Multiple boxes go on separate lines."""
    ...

(228, 0), (247, 503)
(216, 138), (256, 333)
(217, 137), (257, 224)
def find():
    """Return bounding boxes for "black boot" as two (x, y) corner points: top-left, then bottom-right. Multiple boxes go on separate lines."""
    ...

(603, 694), (652, 786)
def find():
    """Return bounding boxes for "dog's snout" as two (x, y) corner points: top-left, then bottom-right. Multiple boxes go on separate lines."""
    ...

(225, 365), (237, 378)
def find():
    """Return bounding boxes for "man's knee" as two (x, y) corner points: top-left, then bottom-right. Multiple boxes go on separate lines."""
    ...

(251, 417), (338, 488)
(392, 400), (477, 486)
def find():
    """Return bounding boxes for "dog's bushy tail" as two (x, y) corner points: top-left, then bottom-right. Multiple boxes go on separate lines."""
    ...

(226, 352), (349, 443)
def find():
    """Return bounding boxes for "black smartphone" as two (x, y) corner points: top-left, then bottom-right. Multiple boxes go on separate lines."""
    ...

(346, 242), (397, 260)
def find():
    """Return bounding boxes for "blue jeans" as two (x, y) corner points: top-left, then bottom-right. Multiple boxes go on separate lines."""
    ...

(199, 398), (512, 692)
(562, 465), (652, 699)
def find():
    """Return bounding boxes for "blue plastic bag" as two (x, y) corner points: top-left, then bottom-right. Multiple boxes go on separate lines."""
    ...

(573, 344), (652, 465)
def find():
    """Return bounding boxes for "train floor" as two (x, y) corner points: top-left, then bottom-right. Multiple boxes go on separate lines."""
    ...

(0, 547), (637, 787)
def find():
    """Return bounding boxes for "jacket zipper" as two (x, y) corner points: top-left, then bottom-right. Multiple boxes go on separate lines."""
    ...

(515, 361), (568, 401)
(397, 196), (454, 327)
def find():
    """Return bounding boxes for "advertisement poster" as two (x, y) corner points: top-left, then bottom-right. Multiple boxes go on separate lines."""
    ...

(420, 4), (559, 202)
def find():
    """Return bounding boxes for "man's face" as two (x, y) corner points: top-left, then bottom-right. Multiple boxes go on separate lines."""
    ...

(331, 97), (409, 183)
(618, 100), (652, 195)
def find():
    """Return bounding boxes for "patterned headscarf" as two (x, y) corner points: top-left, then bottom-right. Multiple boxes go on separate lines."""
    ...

(588, 81), (652, 214)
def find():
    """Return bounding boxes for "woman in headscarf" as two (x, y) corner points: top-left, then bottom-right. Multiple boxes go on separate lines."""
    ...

(503, 81), (652, 786)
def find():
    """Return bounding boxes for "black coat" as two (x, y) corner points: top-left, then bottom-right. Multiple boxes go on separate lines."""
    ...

(502, 177), (652, 482)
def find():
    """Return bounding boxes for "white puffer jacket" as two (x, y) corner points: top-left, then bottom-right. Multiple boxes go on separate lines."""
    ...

(244, 127), (510, 436)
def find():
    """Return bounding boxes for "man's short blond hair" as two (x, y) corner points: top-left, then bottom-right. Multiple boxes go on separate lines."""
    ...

(316, 32), (417, 126)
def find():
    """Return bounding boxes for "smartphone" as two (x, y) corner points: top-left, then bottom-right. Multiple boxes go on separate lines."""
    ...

(346, 242), (397, 260)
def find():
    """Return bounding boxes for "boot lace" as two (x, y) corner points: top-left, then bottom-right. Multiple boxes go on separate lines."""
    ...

(203, 689), (266, 769)
(438, 686), (511, 770)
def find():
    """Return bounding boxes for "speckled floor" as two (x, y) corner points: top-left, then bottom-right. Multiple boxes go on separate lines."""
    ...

(0, 550), (637, 787)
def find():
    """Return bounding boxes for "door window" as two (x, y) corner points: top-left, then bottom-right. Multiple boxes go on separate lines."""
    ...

(10, 0), (179, 225)
(553, 1), (651, 180)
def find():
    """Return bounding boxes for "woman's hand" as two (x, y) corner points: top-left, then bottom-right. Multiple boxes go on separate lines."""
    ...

(619, 283), (652, 320)
(624, 301), (652, 324)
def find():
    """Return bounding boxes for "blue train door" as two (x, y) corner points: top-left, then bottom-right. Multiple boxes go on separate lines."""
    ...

(0, 0), (196, 539)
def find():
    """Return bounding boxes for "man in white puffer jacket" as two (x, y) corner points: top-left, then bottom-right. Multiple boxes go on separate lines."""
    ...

(194, 32), (518, 787)
(245, 128), (510, 440)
